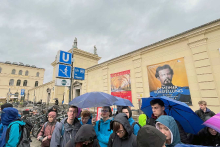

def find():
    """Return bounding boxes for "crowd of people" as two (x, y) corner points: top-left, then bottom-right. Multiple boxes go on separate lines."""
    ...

(0, 100), (219, 147)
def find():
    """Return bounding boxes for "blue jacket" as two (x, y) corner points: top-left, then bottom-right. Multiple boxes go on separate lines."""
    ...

(94, 118), (113, 147)
(128, 117), (140, 136)
(5, 120), (26, 147)
(156, 115), (182, 147)
(78, 115), (92, 125)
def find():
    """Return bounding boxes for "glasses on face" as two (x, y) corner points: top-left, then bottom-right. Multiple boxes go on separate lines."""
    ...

(68, 110), (77, 113)
(101, 110), (109, 113)
(115, 130), (124, 134)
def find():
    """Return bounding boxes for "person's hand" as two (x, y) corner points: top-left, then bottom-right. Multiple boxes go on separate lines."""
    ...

(37, 136), (42, 140)
(92, 118), (96, 125)
(42, 137), (47, 142)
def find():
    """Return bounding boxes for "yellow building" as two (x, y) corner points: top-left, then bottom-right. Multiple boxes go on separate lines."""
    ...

(0, 61), (45, 102)
(29, 19), (220, 113)
(28, 42), (101, 104)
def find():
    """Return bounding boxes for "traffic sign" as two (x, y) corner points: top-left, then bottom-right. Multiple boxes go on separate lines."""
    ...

(56, 64), (72, 78)
(55, 79), (71, 86)
(21, 89), (25, 96)
(73, 67), (85, 80)
(56, 50), (72, 65)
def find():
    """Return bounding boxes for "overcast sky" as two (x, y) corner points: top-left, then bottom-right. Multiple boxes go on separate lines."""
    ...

(0, 0), (220, 83)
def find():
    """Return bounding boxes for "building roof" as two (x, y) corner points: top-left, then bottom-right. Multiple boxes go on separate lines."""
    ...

(0, 61), (45, 70)
(87, 18), (220, 70)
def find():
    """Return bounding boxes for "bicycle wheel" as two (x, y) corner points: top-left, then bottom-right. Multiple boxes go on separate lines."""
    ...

(32, 125), (42, 138)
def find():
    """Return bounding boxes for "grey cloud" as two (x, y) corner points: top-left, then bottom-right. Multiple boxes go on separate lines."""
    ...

(0, 0), (220, 83)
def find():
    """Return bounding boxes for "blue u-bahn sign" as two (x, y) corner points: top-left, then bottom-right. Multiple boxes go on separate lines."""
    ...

(73, 67), (85, 80)
(56, 64), (72, 78)
(56, 50), (72, 65)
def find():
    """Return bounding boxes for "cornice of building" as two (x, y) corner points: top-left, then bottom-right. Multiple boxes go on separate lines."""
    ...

(87, 18), (220, 71)
(68, 48), (101, 61)
(0, 62), (45, 70)
(28, 80), (55, 91)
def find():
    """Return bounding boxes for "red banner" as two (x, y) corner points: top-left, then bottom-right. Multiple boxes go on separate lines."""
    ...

(111, 70), (132, 102)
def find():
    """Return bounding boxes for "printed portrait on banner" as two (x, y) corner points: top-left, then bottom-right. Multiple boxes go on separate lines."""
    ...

(147, 58), (192, 105)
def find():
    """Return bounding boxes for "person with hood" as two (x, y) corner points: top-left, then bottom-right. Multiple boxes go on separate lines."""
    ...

(94, 106), (113, 147)
(108, 113), (137, 147)
(191, 126), (220, 146)
(0, 103), (13, 138)
(121, 106), (141, 135)
(65, 124), (100, 147)
(146, 99), (189, 144)
(45, 105), (58, 122)
(137, 125), (166, 147)
(156, 115), (182, 147)
(50, 105), (81, 147)
(78, 109), (92, 125)
(138, 114), (147, 127)
(37, 111), (57, 147)
(0, 107), (25, 147)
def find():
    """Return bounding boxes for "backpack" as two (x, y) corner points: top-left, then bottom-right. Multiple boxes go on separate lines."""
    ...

(6, 119), (33, 147)
(131, 122), (142, 134)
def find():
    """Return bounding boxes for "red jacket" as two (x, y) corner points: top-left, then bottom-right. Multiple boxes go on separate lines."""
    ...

(38, 122), (56, 147)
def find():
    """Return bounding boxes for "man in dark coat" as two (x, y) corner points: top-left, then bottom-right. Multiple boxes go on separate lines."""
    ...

(108, 113), (137, 147)
(65, 124), (100, 147)
(137, 125), (166, 147)
(146, 99), (189, 144)
(195, 101), (215, 122)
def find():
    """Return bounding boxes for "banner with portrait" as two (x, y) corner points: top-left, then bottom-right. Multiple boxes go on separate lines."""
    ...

(147, 58), (192, 105)
(111, 70), (132, 102)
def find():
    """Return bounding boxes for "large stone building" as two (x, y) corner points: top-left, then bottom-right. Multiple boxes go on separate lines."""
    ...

(0, 61), (44, 102)
(29, 19), (220, 113)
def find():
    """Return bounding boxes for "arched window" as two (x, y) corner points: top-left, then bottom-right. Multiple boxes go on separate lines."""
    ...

(9, 79), (14, 86)
(19, 70), (22, 75)
(36, 72), (40, 77)
(35, 81), (38, 87)
(23, 80), (27, 86)
(0, 67), (2, 73)
(15, 92), (19, 98)
(11, 69), (16, 74)
(25, 70), (29, 76)
(16, 79), (21, 86)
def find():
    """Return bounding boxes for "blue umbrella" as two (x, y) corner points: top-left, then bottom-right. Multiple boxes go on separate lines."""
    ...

(69, 92), (118, 108)
(141, 96), (205, 134)
(113, 97), (134, 107)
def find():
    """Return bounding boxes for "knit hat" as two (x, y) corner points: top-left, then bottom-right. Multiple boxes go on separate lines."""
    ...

(48, 111), (56, 118)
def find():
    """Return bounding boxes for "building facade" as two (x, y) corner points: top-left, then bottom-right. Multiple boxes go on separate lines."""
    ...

(0, 62), (45, 102)
(28, 19), (220, 113)
(28, 47), (101, 104)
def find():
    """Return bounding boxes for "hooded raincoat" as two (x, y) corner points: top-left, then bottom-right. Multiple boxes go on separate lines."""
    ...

(156, 115), (182, 147)
(108, 113), (137, 147)
(50, 117), (81, 147)
(65, 124), (100, 147)
(94, 118), (113, 147)
(122, 107), (140, 136)
(0, 107), (21, 147)
(137, 125), (166, 147)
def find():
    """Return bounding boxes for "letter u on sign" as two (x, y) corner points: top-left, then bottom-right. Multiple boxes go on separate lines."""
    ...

(62, 53), (69, 62)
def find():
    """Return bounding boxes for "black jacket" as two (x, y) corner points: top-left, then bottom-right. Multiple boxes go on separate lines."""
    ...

(146, 116), (189, 144)
(191, 127), (220, 146)
(195, 108), (215, 122)
(137, 125), (166, 147)
(108, 113), (137, 147)
(65, 124), (100, 147)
